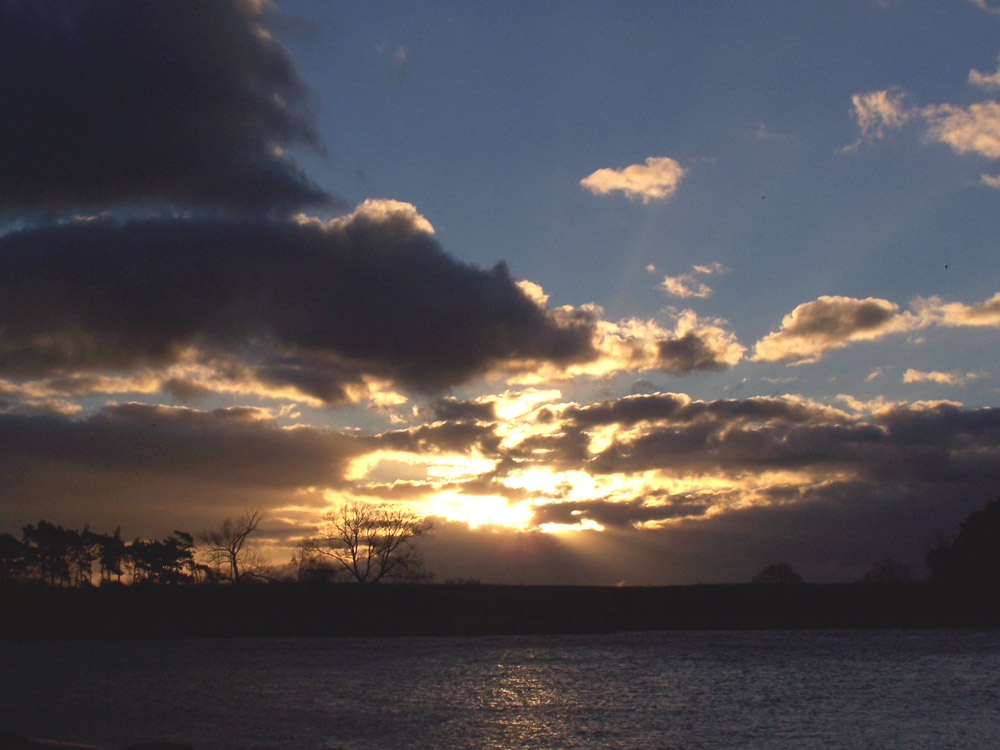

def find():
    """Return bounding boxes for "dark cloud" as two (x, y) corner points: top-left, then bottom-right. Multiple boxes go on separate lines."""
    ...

(429, 397), (497, 422)
(656, 332), (731, 373)
(531, 497), (710, 527)
(161, 377), (215, 401)
(374, 420), (502, 456)
(253, 353), (366, 406)
(0, 402), (363, 535)
(502, 427), (591, 466)
(0, 402), (359, 487)
(564, 393), (843, 429)
(565, 393), (687, 428)
(0, 212), (597, 396)
(0, 0), (330, 212)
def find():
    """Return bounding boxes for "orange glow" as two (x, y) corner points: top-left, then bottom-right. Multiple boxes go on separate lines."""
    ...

(420, 493), (534, 529)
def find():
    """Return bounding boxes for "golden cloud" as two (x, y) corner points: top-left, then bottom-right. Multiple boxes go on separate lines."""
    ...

(580, 156), (687, 203)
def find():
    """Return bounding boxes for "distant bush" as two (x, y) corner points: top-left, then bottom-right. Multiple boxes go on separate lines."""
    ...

(858, 558), (918, 585)
(926, 496), (1000, 586)
(752, 562), (804, 584)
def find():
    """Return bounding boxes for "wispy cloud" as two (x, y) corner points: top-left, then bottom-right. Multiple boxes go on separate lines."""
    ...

(911, 292), (1000, 327)
(923, 100), (1000, 159)
(969, 56), (1000, 89)
(968, 0), (1000, 14)
(846, 79), (1000, 186)
(752, 122), (788, 142)
(580, 156), (687, 203)
(660, 262), (728, 299)
(377, 41), (409, 79)
(844, 88), (911, 150)
(903, 369), (980, 386)
(661, 276), (712, 299)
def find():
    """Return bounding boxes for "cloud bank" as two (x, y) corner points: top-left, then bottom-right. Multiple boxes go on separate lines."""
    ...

(4, 393), (999, 583)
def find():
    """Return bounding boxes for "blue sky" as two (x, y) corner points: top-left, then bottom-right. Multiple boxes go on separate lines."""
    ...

(280, 0), (1000, 408)
(2, 0), (1000, 584)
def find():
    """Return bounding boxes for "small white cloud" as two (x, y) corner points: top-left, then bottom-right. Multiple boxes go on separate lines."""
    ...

(692, 261), (729, 275)
(580, 156), (686, 203)
(981, 173), (1000, 188)
(645, 263), (657, 274)
(296, 199), (436, 236)
(969, 56), (1000, 89)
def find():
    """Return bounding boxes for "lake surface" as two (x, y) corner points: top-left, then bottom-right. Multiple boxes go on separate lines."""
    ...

(2, 629), (999, 749)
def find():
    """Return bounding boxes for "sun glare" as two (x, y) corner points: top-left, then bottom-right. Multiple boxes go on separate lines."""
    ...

(423, 493), (534, 529)
(539, 518), (605, 534)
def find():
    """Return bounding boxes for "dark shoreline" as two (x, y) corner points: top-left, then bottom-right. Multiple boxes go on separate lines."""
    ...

(3, 582), (998, 640)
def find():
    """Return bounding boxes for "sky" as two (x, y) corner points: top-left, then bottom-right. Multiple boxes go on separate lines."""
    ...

(2, 0), (1000, 585)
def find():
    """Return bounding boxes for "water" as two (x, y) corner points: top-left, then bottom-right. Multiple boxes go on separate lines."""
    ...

(2, 629), (999, 749)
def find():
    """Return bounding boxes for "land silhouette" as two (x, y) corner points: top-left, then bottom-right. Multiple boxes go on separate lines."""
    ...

(2, 498), (1000, 638)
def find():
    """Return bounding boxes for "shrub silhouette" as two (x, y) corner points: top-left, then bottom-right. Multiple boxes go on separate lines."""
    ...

(926, 496), (1000, 586)
(752, 562), (804, 584)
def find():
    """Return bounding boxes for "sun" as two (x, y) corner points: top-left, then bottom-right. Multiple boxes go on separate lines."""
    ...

(421, 493), (534, 529)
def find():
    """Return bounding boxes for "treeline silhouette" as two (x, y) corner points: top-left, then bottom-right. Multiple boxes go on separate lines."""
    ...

(0, 502), (432, 588)
(2, 498), (1000, 639)
(5, 496), (1000, 589)
(0, 521), (200, 587)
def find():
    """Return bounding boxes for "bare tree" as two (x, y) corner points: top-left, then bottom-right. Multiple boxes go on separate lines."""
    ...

(303, 502), (432, 584)
(198, 508), (265, 584)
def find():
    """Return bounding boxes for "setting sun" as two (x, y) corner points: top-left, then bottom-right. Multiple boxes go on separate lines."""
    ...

(421, 493), (534, 529)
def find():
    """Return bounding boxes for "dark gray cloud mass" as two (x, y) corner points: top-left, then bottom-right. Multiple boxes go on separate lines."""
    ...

(531, 497), (710, 528)
(564, 393), (843, 429)
(0, 401), (363, 535)
(0, 215), (596, 395)
(0, 0), (329, 212)
(584, 400), (1000, 480)
(656, 332), (730, 374)
(0, 402), (359, 488)
(429, 397), (498, 423)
